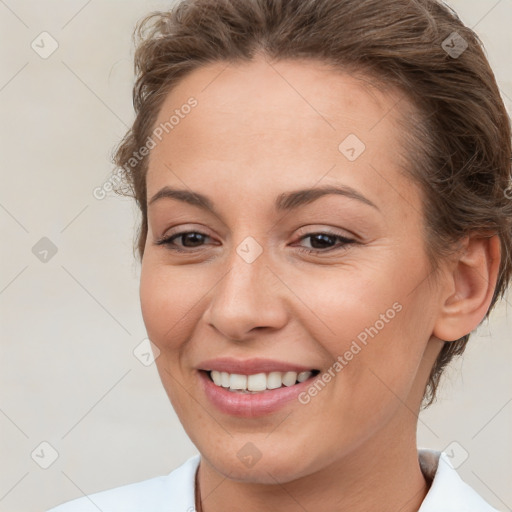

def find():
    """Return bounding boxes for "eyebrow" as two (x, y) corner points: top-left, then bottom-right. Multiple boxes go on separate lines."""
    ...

(148, 184), (379, 214)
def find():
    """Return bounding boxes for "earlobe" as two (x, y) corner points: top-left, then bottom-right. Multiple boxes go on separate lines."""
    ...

(432, 234), (501, 342)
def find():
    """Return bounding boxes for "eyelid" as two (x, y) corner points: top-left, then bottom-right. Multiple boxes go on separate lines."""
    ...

(160, 223), (214, 238)
(294, 225), (359, 241)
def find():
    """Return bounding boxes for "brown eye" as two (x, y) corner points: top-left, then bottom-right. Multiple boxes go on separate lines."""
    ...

(155, 231), (212, 252)
(295, 232), (356, 254)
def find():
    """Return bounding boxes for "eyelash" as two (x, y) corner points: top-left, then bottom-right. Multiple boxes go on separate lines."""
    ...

(154, 230), (356, 255)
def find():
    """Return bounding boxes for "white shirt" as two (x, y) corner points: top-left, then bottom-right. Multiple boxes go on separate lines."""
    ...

(47, 449), (499, 511)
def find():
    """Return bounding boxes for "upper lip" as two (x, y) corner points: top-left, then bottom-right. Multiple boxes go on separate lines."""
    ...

(198, 357), (318, 374)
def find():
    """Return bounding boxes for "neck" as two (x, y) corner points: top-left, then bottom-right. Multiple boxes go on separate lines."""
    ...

(196, 423), (430, 512)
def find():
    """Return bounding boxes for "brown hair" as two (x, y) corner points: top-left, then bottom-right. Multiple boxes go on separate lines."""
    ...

(113, 0), (512, 406)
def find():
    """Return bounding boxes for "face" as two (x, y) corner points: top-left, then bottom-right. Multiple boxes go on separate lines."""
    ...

(140, 56), (445, 483)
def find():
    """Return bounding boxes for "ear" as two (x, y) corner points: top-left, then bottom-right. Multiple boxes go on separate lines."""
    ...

(432, 234), (501, 342)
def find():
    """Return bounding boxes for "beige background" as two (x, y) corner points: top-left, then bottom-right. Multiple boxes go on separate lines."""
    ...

(1, 1), (511, 511)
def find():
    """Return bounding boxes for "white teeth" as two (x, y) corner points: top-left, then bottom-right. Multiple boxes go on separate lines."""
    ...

(221, 372), (230, 388)
(229, 373), (247, 390)
(211, 370), (222, 386)
(247, 373), (267, 391)
(282, 371), (298, 386)
(297, 371), (311, 383)
(267, 371), (283, 389)
(207, 370), (314, 392)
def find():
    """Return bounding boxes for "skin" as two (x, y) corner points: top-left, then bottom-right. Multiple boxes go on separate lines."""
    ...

(139, 55), (501, 512)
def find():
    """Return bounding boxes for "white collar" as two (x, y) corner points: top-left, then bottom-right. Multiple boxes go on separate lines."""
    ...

(47, 449), (499, 511)
(171, 450), (498, 512)
(417, 448), (498, 511)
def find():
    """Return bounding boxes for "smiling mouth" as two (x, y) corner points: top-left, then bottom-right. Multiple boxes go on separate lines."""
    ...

(203, 369), (321, 393)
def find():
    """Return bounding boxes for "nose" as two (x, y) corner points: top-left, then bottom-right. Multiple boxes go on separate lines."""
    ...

(202, 246), (289, 341)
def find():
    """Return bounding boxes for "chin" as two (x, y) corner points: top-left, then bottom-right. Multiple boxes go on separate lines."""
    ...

(196, 436), (322, 484)
(208, 454), (308, 484)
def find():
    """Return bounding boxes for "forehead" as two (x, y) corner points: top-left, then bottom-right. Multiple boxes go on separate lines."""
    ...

(149, 56), (397, 152)
(146, 56), (419, 221)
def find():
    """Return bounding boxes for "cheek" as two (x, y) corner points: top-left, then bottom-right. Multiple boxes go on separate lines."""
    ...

(289, 263), (403, 354)
(331, 291), (433, 415)
(139, 260), (201, 350)
(139, 268), (167, 344)
(139, 262), (199, 412)
(294, 259), (431, 403)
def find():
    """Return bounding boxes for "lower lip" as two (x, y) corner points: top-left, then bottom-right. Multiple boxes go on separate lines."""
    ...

(198, 370), (317, 418)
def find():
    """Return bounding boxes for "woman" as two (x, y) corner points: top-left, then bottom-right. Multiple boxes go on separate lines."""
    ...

(48, 0), (511, 510)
